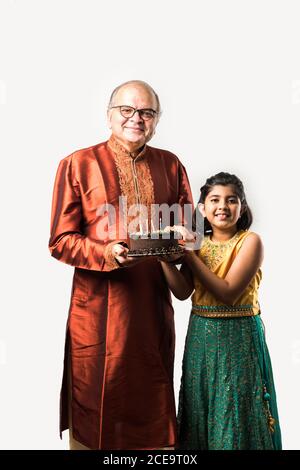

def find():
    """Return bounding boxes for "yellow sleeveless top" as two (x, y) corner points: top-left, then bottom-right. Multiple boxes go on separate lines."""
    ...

(192, 230), (262, 318)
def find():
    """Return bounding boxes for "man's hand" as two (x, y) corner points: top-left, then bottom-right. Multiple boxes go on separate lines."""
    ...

(112, 243), (144, 267)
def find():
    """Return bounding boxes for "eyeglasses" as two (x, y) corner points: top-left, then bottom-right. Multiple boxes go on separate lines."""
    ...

(110, 105), (158, 121)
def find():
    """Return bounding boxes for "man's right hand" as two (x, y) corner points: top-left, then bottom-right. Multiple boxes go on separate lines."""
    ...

(112, 243), (144, 267)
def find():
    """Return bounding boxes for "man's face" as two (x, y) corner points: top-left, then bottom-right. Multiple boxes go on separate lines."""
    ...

(107, 85), (159, 151)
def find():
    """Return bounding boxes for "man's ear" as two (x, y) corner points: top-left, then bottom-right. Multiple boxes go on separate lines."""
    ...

(198, 203), (206, 218)
(107, 110), (112, 129)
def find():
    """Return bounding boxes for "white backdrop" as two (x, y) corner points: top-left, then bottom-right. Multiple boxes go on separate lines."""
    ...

(0, 0), (299, 450)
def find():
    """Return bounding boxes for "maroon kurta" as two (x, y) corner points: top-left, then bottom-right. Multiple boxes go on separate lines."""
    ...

(49, 136), (193, 449)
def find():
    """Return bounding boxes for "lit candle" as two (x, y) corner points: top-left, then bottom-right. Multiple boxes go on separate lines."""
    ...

(151, 218), (155, 233)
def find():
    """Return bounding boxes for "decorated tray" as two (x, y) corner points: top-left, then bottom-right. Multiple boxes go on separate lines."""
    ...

(127, 245), (184, 257)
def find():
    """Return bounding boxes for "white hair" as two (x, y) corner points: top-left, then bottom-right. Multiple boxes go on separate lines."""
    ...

(108, 80), (161, 114)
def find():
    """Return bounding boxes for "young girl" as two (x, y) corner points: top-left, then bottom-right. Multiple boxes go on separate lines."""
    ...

(160, 172), (282, 450)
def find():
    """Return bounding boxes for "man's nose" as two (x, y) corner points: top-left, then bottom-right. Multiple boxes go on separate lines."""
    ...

(129, 110), (143, 123)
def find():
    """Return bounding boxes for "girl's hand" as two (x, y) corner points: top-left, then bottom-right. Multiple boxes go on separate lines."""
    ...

(165, 225), (201, 251)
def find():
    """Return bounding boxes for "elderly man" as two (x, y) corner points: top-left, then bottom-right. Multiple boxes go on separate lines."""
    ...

(49, 80), (193, 450)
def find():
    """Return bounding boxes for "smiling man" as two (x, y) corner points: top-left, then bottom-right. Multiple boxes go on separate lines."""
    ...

(108, 82), (158, 154)
(49, 80), (193, 450)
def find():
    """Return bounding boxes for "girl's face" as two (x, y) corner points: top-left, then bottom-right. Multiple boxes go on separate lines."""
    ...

(199, 184), (243, 231)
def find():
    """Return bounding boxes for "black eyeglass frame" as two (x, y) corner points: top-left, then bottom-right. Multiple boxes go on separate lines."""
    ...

(110, 105), (159, 120)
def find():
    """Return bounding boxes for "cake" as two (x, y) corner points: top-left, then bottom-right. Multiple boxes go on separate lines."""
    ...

(128, 227), (183, 256)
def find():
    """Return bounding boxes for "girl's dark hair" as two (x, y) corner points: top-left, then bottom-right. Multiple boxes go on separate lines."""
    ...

(193, 172), (253, 234)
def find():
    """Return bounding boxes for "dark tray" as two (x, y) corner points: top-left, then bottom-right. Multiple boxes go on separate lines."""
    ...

(127, 245), (184, 257)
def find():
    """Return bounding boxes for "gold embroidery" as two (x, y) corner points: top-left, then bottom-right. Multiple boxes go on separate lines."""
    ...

(192, 309), (257, 318)
(108, 136), (155, 231)
(135, 161), (155, 210)
(200, 231), (242, 270)
(108, 136), (136, 208)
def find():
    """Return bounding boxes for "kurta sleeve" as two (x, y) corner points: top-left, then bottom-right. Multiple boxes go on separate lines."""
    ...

(49, 155), (120, 271)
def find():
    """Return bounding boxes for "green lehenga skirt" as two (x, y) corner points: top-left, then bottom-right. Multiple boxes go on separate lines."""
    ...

(177, 314), (282, 450)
